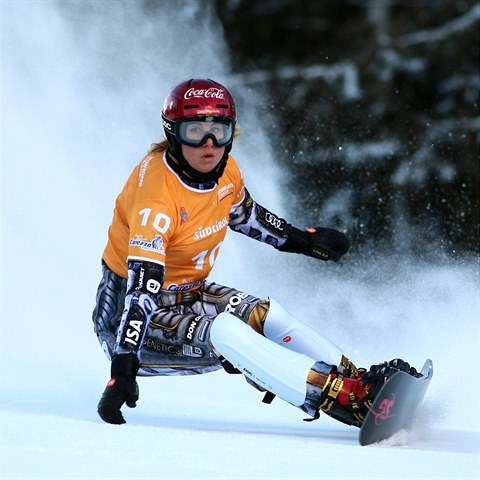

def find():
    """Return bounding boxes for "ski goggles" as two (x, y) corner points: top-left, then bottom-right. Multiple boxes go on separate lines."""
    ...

(175, 116), (234, 147)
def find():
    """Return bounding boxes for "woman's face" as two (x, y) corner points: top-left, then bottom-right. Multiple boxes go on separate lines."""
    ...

(180, 122), (226, 173)
(182, 139), (225, 173)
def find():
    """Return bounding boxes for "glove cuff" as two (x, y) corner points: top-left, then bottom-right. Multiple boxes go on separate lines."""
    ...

(277, 225), (310, 254)
(111, 353), (140, 378)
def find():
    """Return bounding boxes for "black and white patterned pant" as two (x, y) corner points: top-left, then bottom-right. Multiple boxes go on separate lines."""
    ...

(92, 263), (267, 376)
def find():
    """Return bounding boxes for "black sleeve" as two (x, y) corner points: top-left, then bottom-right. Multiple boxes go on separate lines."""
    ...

(229, 190), (350, 262)
(229, 188), (290, 248)
(114, 260), (165, 355)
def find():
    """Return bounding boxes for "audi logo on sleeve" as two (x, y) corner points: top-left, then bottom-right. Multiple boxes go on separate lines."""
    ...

(264, 212), (285, 231)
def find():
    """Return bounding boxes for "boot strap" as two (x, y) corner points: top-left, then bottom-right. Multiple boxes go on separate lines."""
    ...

(319, 373), (366, 423)
(340, 355), (359, 378)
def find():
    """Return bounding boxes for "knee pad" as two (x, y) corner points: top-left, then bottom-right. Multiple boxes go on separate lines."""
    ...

(92, 262), (127, 336)
(92, 262), (127, 359)
(98, 331), (116, 360)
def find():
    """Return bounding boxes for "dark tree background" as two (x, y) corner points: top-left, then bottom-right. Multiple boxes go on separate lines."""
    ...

(154, 0), (480, 256)
(216, 0), (479, 256)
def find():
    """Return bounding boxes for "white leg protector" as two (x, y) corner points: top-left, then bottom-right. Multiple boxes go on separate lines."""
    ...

(210, 312), (316, 406)
(263, 298), (343, 366)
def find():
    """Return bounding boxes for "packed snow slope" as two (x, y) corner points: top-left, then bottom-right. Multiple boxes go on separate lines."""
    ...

(2, 2), (479, 479)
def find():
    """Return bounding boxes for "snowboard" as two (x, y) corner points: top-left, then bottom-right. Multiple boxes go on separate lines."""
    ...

(358, 358), (433, 446)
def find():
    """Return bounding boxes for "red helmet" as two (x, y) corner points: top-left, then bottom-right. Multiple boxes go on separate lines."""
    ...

(161, 79), (236, 184)
(162, 78), (236, 124)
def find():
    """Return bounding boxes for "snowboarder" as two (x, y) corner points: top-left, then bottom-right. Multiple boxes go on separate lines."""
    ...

(93, 78), (418, 426)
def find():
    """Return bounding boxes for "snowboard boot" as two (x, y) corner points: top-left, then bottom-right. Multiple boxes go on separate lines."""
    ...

(303, 357), (418, 427)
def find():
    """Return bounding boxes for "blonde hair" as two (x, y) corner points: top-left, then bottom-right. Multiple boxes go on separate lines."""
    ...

(148, 139), (169, 155)
(148, 123), (243, 155)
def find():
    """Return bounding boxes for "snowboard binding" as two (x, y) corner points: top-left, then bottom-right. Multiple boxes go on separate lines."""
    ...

(317, 358), (419, 428)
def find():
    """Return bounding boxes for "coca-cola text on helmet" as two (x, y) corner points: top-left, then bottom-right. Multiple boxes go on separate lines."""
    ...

(184, 88), (225, 100)
(162, 78), (236, 122)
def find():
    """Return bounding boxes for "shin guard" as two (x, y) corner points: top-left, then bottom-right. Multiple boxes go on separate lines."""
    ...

(210, 312), (316, 406)
(263, 298), (343, 365)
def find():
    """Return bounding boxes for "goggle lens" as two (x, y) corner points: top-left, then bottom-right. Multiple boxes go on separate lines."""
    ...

(176, 118), (234, 147)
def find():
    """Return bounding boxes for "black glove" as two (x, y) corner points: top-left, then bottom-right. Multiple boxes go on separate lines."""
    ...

(97, 353), (139, 424)
(278, 225), (350, 262)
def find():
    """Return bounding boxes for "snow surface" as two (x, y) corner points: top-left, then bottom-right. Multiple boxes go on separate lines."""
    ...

(2, 2), (479, 479)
